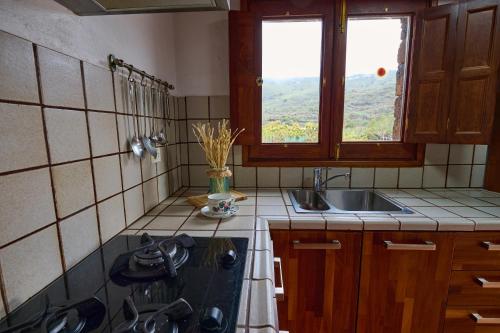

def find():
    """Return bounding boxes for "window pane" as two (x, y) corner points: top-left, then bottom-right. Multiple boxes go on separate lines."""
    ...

(342, 17), (410, 142)
(262, 20), (322, 143)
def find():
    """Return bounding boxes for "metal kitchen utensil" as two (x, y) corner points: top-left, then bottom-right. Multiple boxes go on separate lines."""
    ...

(140, 79), (158, 158)
(128, 73), (145, 159)
(156, 89), (168, 145)
(149, 82), (161, 145)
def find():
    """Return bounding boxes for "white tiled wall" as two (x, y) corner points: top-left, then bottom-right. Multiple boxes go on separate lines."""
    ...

(180, 95), (488, 190)
(0, 30), (183, 317)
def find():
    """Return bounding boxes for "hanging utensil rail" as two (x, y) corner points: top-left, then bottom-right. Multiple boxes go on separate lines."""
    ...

(108, 54), (174, 90)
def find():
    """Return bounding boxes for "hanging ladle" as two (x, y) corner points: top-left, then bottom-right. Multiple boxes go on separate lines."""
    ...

(140, 75), (158, 158)
(128, 68), (145, 158)
(149, 80), (161, 145)
(156, 88), (168, 146)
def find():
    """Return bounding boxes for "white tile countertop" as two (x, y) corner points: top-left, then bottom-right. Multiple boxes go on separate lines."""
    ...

(122, 187), (500, 333)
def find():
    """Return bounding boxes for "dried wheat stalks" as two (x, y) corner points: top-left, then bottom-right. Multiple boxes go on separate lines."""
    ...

(192, 119), (244, 169)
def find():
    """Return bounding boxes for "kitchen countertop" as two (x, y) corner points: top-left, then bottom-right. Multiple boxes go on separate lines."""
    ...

(122, 187), (500, 333)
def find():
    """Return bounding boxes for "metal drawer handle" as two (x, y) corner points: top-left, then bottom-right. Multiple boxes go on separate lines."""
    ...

(292, 240), (342, 250)
(476, 277), (500, 288)
(274, 257), (284, 301)
(384, 240), (436, 251)
(472, 313), (500, 324)
(481, 241), (500, 251)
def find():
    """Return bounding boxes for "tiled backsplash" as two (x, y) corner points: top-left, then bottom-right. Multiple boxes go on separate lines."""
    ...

(0, 30), (183, 316)
(179, 96), (487, 189)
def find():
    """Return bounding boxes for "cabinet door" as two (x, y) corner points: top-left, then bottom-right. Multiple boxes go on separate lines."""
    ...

(356, 232), (454, 333)
(447, 0), (500, 143)
(270, 230), (362, 333)
(228, 11), (258, 145)
(405, 4), (458, 143)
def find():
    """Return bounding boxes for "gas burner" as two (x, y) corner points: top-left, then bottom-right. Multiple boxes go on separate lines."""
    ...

(113, 297), (193, 333)
(110, 233), (195, 286)
(0, 297), (105, 333)
(133, 238), (178, 267)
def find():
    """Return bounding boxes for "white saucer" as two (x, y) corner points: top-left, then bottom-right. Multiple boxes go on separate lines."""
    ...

(201, 205), (239, 219)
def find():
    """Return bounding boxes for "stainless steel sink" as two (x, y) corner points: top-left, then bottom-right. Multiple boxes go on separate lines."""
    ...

(288, 189), (412, 214)
(288, 189), (330, 211)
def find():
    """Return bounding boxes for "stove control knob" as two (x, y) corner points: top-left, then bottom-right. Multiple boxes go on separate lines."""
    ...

(200, 307), (223, 331)
(222, 250), (237, 266)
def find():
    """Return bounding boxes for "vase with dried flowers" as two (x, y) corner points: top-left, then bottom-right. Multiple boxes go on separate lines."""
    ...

(192, 120), (244, 194)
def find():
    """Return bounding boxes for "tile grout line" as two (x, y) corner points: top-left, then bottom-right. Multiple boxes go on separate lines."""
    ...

(243, 190), (260, 332)
(184, 97), (192, 187)
(111, 70), (129, 230)
(0, 146), (184, 178)
(139, 194), (189, 231)
(445, 144), (452, 188)
(0, 97), (176, 118)
(80, 60), (104, 251)
(0, 260), (9, 314)
(33, 43), (67, 273)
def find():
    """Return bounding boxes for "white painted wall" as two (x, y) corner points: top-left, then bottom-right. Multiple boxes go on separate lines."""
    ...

(173, 11), (229, 96)
(0, 0), (177, 88)
(171, 0), (238, 96)
(0, 0), (239, 96)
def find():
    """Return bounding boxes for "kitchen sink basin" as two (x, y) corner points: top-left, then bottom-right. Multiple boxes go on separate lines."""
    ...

(288, 189), (412, 214)
(288, 189), (330, 211)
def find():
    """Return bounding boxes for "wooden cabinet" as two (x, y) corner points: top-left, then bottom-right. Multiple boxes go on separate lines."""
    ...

(356, 232), (454, 333)
(448, 271), (500, 306)
(406, 4), (458, 143)
(452, 232), (500, 270)
(447, 0), (500, 143)
(270, 230), (500, 332)
(445, 232), (500, 332)
(444, 307), (500, 332)
(270, 230), (361, 333)
(406, 0), (500, 144)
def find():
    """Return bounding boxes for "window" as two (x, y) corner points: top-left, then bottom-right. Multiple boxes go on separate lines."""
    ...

(229, 0), (426, 166)
(343, 17), (410, 142)
(261, 20), (323, 143)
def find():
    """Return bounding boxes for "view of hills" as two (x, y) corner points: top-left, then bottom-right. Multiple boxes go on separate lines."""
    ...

(262, 70), (399, 142)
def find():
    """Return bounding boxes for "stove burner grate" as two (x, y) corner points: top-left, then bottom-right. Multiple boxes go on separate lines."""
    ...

(109, 233), (195, 286)
(112, 297), (193, 333)
(0, 296), (106, 333)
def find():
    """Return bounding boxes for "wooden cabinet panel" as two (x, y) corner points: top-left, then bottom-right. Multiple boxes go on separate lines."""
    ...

(270, 230), (361, 333)
(452, 232), (500, 270)
(406, 4), (458, 143)
(407, 0), (500, 144)
(356, 232), (454, 333)
(484, 74), (500, 192)
(447, 0), (500, 143)
(449, 271), (500, 306)
(229, 11), (258, 145)
(444, 307), (500, 333)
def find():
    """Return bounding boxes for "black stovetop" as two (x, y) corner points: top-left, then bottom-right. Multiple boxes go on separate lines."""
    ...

(0, 234), (248, 333)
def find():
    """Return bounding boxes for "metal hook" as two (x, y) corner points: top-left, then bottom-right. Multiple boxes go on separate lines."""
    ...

(150, 76), (156, 90)
(140, 71), (146, 86)
(127, 65), (134, 81)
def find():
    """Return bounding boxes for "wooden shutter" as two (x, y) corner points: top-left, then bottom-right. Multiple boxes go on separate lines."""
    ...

(229, 11), (258, 145)
(447, 0), (500, 143)
(405, 4), (458, 143)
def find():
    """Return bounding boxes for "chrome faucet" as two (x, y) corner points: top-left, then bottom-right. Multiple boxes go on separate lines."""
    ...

(313, 168), (351, 192)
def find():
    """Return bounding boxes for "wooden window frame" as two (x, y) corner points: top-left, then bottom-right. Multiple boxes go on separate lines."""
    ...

(235, 0), (427, 167)
(246, 1), (335, 161)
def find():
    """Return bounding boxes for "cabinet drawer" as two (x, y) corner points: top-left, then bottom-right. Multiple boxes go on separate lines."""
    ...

(453, 233), (500, 270)
(444, 307), (500, 333)
(448, 271), (500, 306)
